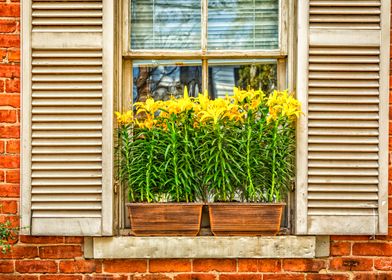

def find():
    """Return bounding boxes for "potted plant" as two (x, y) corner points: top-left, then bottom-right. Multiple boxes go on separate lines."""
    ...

(116, 89), (203, 236)
(116, 88), (300, 236)
(197, 89), (301, 236)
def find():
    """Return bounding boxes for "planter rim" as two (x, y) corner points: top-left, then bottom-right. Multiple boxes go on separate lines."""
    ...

(208, 202), (286, 206)
(126, 202), (205, 206)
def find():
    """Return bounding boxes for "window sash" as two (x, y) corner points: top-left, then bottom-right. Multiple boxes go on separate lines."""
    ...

(123, 0), (288, 55)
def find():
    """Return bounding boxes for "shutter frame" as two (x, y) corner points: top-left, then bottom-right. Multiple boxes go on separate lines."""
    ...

(21, 0), (114, 236)
(295, 0), (390, 235)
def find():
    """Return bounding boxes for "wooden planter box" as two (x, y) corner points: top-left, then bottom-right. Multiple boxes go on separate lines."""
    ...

(127, 203), (203, 236)
(208, 203), (285, 236)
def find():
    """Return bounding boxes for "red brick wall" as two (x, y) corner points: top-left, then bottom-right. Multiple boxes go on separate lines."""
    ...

(0, 1), (391, 279)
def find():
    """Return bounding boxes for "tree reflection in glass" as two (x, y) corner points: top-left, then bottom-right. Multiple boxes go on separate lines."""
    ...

(133, 60), (202, 103)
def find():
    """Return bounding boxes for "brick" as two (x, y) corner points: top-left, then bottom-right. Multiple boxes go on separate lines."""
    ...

(84, 275), (128, 280)
(6, 140), (19, 154)
(330, 257), (373, 271)
(219, 275), (261, 280)
(0, 200), (17, 214)
(0, 4), (20, 17)
(0, 126), (20, 138)
(103, 259), (147, 273)
(374, 258), (392, 271)
(150, 259), (191, 273)
(0, 50), (6, 63)
(15, 260), (57, 273)
(0, 79), (4, 93)
(0, 184), (19, 197)
(0, 170), (4, 182)
(59, 260), (100, 273)
(0, 260), (14, 273)
(352, 243), (392, 256)
(331, 242), (351, 256)
(238, 259), (281, 272)
(193, 259), (236, 272)
(0, 155), (19, 168)
(133, 275), (171, 280)
(0, 64), (19, 78)
(0, 276), (38, 280)
(306, 274), (350, 280)
(174, 274), (216, 280)
(0, 95), (20, 108)
(0, 110), (16, 123)
(5, 170), (19, 183)
(283, 259), (326, 272)
(5, 79), (19, 93)
(64, 237), (83, 244)
(263, 274), (305, 280)
(19, 236), (64, 244)
(40, 276), (83, 280)
(0, 20), (17, 33)
(0, 140), (4, 153)
(7, 50), (19, 63)
(331, 236), (370, 241)
(0, 245), (38, 259)
(354, 273), (392, 280)
(39, 245), (83, 259)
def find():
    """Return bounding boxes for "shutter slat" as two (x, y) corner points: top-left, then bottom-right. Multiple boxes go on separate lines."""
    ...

(308, 209), (377, 216)
(308, 152), (378, 160)
(308, 201), (378, 208)
(32, 186), (102, 194)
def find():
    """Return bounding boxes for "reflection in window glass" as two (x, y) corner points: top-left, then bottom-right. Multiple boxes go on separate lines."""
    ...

(208, 59), (277, 98)
(133, 60), (202, 103)
(131, 0), (201, 50)
(208, 0), (279, 50)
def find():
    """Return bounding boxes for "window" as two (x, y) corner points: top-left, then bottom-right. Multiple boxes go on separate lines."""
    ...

(119, 0), (293, 231)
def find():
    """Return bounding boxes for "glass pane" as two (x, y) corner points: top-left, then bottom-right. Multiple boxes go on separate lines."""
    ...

(208, 59), (277, 98)
(208, 0), (279, 50)
(133, 60), (202, 102)
(130, 0), (201, 50)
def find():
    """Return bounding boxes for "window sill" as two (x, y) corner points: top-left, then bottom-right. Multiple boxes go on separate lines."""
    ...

(85, 236), (328, 259)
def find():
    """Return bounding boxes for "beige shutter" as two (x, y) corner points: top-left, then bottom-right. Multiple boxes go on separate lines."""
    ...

(296, 0), (390, 235)
(21, 0), (114, 236)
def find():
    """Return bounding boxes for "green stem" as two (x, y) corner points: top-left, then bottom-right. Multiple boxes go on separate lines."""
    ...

(246, 117), (255, 201)
(125, 130), (134, 202)
(216, 124), (226, 201)
(145, 131), (154, 203)
(269, 119), (279, 202)
(170, 122), (180, 202)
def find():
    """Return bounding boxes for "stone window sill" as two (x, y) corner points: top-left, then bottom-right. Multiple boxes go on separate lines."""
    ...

(84, 236), (329, 259)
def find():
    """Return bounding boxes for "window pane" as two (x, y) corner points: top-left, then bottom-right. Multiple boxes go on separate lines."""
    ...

(130, 0), (201, 50)
(208, 0), (279, 50)
(208, 59), (277, 98)
(133, 60), (202, 102)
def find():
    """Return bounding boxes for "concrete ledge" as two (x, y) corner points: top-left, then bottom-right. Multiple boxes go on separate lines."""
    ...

(89, 236), (319, 259)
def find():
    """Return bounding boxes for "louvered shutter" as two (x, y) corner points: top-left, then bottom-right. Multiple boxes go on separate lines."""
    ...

(296, 0), (390, 235)
(21, 0), (114, 236)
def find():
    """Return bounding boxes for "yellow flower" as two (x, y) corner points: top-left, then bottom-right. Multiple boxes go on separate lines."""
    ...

(266, 90), (301, 122)
(115, 110), (134, 124)
(136, 116), (156, 129)
(135, 97), (160, 116)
